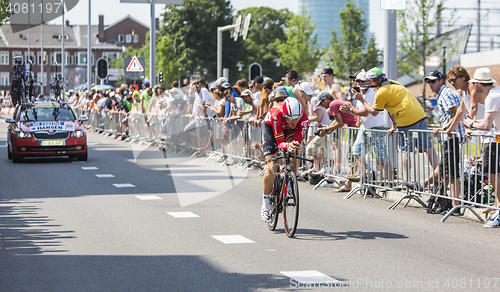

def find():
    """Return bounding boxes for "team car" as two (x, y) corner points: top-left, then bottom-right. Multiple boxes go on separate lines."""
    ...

(6, 101), (88, 163)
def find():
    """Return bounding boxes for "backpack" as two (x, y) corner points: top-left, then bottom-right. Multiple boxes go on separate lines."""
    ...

(309, 173), (323, 185)
(426, 180), (452, 214)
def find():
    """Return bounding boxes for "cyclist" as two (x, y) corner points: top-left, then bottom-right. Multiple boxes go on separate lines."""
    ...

(261, 96), (309, 222)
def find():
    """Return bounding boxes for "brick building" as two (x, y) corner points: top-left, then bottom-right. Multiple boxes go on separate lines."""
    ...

(0, 15), (150, 95)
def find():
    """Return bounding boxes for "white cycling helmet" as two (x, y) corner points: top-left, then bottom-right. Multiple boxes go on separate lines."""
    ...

(282, 97), (303, 120)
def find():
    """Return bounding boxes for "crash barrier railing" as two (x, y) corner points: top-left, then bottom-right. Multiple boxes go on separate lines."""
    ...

(78, 109), (267, 170)
(307, 126), (499, 223)
(398, 130), (499, 222)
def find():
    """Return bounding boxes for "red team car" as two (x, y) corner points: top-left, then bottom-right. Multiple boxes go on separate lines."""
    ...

(6, 101), (88, 163)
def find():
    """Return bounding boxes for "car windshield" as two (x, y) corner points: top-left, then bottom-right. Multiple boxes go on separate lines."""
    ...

(19, 106), (76, 122)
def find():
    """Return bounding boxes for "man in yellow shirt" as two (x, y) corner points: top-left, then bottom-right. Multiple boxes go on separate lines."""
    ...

(354, 67), (438, 176)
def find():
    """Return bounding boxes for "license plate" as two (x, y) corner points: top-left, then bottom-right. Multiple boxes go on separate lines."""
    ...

(41, 140), (64, 146)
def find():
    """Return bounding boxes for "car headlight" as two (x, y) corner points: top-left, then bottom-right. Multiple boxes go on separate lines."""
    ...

(71, 130), (85, 138)
(16, 131), (32, 139)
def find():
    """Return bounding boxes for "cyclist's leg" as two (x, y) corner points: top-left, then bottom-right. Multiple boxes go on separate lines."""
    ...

(261, 123), (280, 222)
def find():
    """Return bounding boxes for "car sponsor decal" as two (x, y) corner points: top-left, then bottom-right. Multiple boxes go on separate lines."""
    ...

(29, 122), (74, 131)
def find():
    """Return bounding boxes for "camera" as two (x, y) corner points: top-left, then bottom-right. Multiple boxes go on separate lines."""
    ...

(352, 86), (360, 92)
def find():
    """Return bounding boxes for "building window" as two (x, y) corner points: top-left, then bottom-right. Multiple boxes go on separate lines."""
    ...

(133, 34), (139, 43)
(1, 72), (9, 86)
(125, 34), (131, 43)
(0, 51), (8, 65)
(118, 34), (124, 42)
(25, 51), (35, 65)
(37, 72), (47, 87)
(103, 52), (121, 61)
(37, 52), (48, 65)
(51, 52), (62, 64)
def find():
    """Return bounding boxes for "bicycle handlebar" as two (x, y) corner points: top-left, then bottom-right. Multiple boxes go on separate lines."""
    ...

(271, 150), (314, 164)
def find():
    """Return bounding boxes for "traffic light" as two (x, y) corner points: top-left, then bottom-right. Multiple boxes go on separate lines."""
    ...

(96, 58), (108, 79)
(249, 63), (262, 81)
(158, 71), (163, 84)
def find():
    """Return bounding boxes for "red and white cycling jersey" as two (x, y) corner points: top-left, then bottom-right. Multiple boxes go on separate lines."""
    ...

(264, 102), (309, 150)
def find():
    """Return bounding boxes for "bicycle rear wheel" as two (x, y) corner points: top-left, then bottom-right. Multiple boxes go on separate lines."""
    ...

(283, 171), (299, 238)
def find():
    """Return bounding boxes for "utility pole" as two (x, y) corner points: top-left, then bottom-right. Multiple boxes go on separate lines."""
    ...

(87, 0), (92, 94)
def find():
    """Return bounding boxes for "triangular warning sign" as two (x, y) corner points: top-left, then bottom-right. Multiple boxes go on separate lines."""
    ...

(126, 56), (144, 72)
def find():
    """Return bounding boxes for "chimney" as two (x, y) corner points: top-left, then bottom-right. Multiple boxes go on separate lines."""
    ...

(155, 18), (159, 30)
(65, 20), (69, 26)
(98, 15), (104, 39)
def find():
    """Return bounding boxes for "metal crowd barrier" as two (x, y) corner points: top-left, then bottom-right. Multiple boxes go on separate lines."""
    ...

(79, 109), (266, 170)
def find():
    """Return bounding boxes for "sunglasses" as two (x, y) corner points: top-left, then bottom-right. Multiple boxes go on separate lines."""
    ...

(448, 77), (458, 83)
(427, 79), (438, 84)
(249, 86), (253, 89)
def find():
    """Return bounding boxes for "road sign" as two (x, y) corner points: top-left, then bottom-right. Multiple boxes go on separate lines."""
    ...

(126, 56), (144, 72)
(381, 0), (406, 10)
(124, 57), (146, 79)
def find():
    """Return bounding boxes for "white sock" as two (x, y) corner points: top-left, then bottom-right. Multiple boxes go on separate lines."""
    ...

(262, 194), (270, 210)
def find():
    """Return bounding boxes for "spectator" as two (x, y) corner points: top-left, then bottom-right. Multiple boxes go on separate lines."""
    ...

(321, 67), (345, 101)
(257, 78), (275, 123)
(306, 91), (333, 174)
(317, 92), (358, 176)
(461, 68), (500, 227)
(358, 67), (439, 178)
(285, 69), (308, 111)
(340, 70), (392, 191)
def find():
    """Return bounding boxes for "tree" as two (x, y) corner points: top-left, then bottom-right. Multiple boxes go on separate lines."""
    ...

(326, 0), (381, 80)
(397, 0), (445, 79)
(235, 7), (291, 81)
(276, 10), (322, 78)
(161, 0), (243, 82)
(0, 0), (12, 25)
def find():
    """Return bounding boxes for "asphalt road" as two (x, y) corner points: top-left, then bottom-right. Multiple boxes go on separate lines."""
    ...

(1, 117), (500, 292)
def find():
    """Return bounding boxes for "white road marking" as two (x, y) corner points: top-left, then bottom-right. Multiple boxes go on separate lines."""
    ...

(0, 143), (7, 148)
(167, 212), (199, 218)
(211, 235), (254, 244)
(113, 183), (135, 188)
(81, 167), (98, 170)
(135, 195), (161, 200)
(95, 174), (115, 178)
(280, 271), (340, 284)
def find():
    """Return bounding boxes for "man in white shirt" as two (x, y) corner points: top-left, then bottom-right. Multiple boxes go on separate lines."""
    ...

(462, 68), (500, 227)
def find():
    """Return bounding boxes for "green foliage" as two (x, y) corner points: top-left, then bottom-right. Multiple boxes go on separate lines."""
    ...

(326, 0), (381, 80)
(276, 10), (322, 78)
(397, 0), (445, 79)
(161, 0), (242, 82)
(109, 57), (124, 69)
(0, 0), (12, 25)
(235, 7), (291, 81)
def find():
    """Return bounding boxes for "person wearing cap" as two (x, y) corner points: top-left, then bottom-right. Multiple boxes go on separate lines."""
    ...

(401, 71), (465, 213)
(306, 91), (334, 174)
(357, 67), (438, 176)
(321, 67), (344, 101)
(317, 89), (358, 175)
(297, 81), (316, 143)
(339, 70), (392, 190)
(461, 68), (500, 226)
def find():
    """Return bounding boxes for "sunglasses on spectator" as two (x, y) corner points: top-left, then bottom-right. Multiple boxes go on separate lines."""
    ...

(448, 77), (458, 83)
(249, 86), (253, 89)
(427, 79), (438, 84)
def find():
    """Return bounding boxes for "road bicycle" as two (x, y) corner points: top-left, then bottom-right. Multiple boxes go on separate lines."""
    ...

(267, 150), (312, 238)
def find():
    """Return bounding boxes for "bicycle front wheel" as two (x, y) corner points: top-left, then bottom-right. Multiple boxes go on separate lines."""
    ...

(283, 171), (299, 238)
